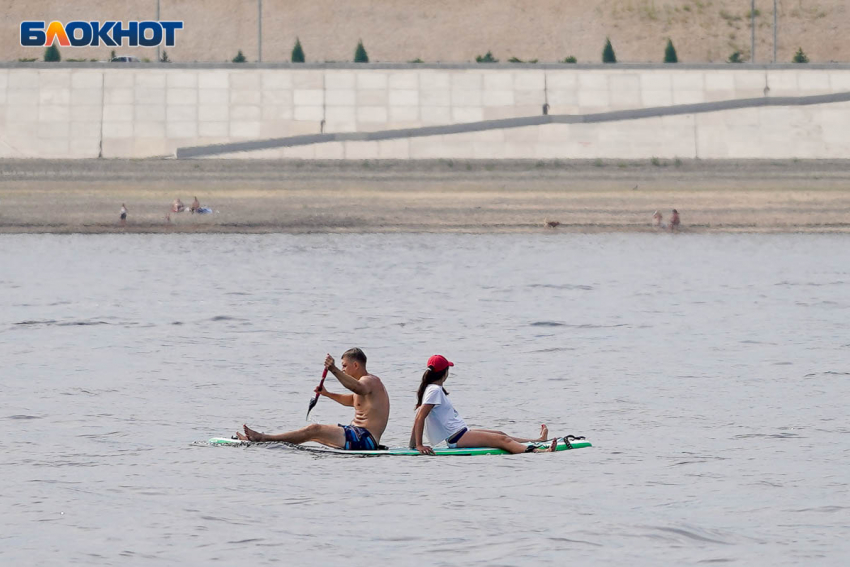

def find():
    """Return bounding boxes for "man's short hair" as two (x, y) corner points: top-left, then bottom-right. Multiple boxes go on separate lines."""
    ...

(341, 347), (367, 366)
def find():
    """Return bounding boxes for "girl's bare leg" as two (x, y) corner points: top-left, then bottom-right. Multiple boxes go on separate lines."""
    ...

(456, 429), (556, 454)
(475, 424), (548, 443)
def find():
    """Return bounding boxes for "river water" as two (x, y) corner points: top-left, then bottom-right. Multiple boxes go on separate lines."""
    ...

(2, 233), (848, 566)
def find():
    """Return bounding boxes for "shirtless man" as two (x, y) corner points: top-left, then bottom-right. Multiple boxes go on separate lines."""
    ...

(238, 348), (391, 450)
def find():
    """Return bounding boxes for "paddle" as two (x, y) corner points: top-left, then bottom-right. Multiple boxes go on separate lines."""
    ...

(306, 367), (329, 420)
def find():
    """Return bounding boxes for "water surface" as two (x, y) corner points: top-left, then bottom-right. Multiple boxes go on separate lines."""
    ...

(2, 233), (848, 566)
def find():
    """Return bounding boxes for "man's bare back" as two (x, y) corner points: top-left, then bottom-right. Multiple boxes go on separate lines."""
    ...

(348, 373), (390, 441)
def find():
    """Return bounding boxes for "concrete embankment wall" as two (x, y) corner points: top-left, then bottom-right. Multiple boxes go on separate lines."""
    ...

(1, 64), (849, 160)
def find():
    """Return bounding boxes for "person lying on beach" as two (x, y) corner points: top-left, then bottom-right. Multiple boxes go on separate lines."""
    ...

(409, 355), (556, 455)
(238, 348), (391, 451)
(171, 198), (185, 213)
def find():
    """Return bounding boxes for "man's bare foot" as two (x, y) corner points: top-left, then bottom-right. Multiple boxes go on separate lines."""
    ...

(241, 424), (267, 442)
(537, 424), (549, 442)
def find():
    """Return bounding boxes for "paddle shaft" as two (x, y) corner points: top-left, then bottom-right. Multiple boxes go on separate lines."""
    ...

(316, 367), (329, 396)
(306, 367), (329, 419)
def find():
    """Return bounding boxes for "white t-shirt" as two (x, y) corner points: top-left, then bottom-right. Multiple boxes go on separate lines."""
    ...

(421, 384), (467, 445)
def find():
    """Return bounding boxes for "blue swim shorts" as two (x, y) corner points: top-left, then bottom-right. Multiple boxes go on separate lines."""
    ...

(338, 424), (379, 451)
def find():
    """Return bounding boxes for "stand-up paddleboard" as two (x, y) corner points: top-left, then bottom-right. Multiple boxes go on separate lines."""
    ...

(203, 436), (591, 456)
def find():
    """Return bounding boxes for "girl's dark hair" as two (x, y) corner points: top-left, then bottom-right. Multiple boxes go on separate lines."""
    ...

(415, 366), (449, 408)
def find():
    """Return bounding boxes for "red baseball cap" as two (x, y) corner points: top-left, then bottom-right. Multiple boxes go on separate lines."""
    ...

(427, 355), (454, 372)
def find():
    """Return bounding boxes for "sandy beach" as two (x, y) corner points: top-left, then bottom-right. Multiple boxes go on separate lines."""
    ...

(1, 159), (849, 234)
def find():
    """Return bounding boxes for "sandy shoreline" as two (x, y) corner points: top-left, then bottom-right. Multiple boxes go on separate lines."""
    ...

(1, 159), (849, 234)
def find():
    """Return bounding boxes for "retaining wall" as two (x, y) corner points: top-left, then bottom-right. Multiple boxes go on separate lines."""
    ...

(1, 64), (849, 160)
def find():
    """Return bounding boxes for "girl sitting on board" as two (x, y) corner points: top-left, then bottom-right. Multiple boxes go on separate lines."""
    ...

(410, 355), (557, 455)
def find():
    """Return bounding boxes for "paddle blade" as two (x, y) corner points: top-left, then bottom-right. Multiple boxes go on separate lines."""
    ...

(306, 394), (319, 419)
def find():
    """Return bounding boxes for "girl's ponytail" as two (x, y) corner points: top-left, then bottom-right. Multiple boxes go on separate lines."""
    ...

(415, 366), (448, 408)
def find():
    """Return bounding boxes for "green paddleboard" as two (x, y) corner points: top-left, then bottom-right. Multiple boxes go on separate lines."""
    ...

(204, 436), (591, 456)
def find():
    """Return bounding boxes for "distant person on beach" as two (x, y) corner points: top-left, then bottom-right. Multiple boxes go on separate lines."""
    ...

(171, 198), (185, 213)
(238, 348), (391, 451)
(191, 196), (200, 213)
(409, 355), (556, 455)
(119, 204), (127, 225)
(670, 209), (680, 231)
(652, 210), (665, 229)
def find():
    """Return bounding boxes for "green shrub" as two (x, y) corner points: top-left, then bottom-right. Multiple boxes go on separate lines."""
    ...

(354, 40), (369, 63)
(110, 50), (116, 60)
(44, 44), (61, 62)
(475, 51), (498, 63)
(508, 57), (523, 63)
(66, 58), (86, 62)
(291, 38), (305, 63)
(160, 50), (170, 63)
(792, 47), (809, 63)
(602, 38), (617, 63)
(562, 56), (577, 63)
(233, 50), (247, 63)
(727, 50), (744, 63)
(18, 58), (37, 62)
(408, 58), (423, 63)
(664, 39), (678, 63)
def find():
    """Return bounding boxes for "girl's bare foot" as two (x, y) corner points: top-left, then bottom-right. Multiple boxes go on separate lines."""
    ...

(532, 438), (559, 453)
(537, 424), (549, 442)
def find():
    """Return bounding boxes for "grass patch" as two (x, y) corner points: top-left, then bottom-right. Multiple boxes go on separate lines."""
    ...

(475, 51), (498, 63)
(720, 10), (741, 23)
(640, 1), (660, 21)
